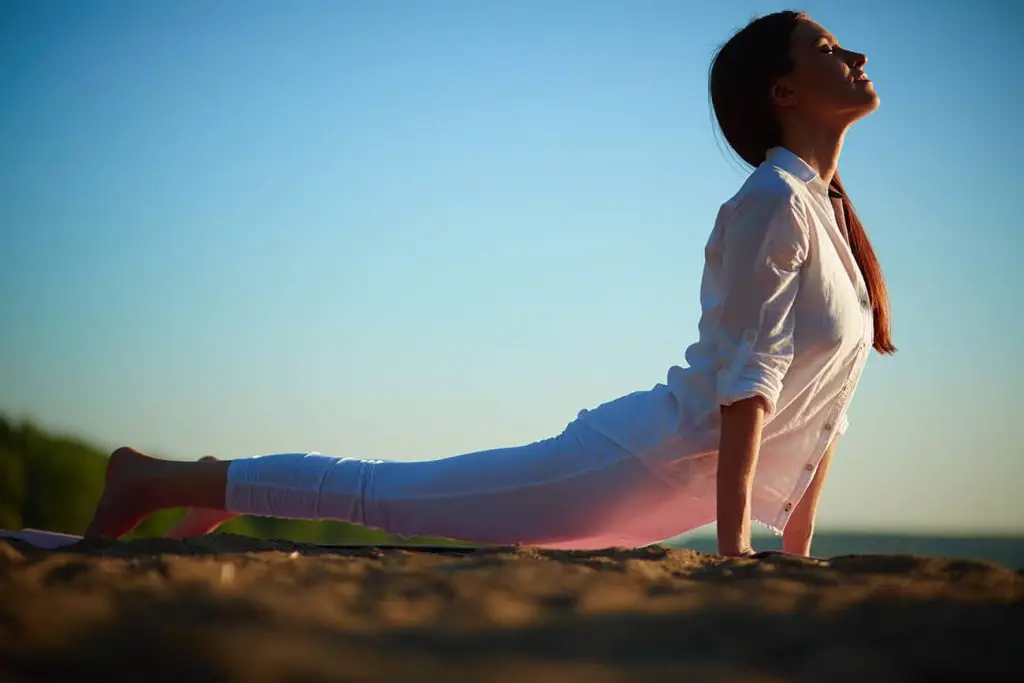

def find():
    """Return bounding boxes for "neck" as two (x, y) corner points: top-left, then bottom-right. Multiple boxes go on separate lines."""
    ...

(779, 122), (848, 186)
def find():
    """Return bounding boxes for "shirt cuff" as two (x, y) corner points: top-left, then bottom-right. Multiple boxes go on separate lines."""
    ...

(837, 413), (849, 435)
(718, 372), (783, 415)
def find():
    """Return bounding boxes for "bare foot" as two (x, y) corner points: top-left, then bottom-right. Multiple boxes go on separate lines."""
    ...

(85, 446), (164, 539)
(164, 456), (239, 539)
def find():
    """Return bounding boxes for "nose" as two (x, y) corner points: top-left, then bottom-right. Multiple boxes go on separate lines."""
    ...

(847, 49), (868, 69)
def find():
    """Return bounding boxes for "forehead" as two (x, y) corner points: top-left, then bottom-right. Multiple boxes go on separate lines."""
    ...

(792, 18), (835, 45)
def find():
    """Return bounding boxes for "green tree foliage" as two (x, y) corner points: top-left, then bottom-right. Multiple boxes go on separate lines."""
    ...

(0, 414), (457, 546)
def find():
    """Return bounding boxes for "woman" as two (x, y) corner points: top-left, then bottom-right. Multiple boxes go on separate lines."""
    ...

(86, 11), (895, 558)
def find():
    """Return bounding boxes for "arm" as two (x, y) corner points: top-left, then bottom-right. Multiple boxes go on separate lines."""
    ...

(717, 396), (769, 556)
(782, 438), (836, 556)
(712, 188), (811, 557)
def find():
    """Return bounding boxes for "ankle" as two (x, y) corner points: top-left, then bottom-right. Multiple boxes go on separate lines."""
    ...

(154, 458), (231, 511)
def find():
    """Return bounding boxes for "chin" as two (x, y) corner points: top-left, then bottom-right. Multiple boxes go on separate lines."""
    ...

(844, 90), (880, 123)
(858, 95), (880, 114)
(860, 92), (881, 116)
(855, 81), (881, 110)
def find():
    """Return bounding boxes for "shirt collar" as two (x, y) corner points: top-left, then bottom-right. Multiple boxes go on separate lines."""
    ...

(765, 146), (830, 197)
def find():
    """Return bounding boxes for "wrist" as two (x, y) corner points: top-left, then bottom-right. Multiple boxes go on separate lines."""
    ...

(719, 544), (756, 558)
(782, 527), (813, 556)
(717, 510), (752, 558)
(717, 527), (753, 557)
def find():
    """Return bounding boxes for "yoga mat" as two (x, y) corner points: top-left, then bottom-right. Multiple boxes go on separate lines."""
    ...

(0, 529), (817, 561)
(0, 529), (82, 549)
(0, 528), (485, 553)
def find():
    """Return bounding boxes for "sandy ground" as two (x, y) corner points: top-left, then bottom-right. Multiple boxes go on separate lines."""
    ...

(1, 534), (1021, 682)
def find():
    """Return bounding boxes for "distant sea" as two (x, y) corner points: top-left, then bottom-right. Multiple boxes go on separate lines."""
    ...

(666, 532), (1024, 570)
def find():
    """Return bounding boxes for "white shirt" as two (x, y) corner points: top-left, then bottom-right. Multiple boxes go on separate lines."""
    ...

(578, 146), (874, 535)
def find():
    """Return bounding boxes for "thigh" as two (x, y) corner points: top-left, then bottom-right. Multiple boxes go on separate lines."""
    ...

(353, 421), (683, 546)
(366, 420), (632, 500)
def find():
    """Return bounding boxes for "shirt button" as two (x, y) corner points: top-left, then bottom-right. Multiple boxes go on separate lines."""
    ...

(824, 422), (833, 431)
(805, 463), (814, 472)
(860, 295), (870, 309)
(784, 502), (793, 512)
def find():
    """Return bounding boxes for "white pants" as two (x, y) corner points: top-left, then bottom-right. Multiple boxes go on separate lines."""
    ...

(225, 419), (704, 549)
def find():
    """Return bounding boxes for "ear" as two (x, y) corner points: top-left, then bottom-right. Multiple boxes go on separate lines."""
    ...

(770, 77), (798, 108)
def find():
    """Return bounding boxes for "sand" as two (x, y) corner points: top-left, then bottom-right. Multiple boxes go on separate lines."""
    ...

(1, 534), (1021, 682)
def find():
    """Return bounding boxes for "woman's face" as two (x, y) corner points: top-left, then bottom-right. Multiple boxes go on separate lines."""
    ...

(777, 18), (880, 125)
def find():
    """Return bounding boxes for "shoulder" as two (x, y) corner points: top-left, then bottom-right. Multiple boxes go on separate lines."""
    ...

(716, 165), (812, 249)
(725, 163), (811, 217)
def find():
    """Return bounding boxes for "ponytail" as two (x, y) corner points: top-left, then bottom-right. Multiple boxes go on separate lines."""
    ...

(831, 172), (896, 354)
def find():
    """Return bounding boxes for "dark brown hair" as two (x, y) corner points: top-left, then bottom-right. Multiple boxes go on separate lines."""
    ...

(708, 10), (895, 354)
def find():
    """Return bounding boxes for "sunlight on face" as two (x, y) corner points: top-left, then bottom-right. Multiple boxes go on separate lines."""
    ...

(780, 18), (880, 125)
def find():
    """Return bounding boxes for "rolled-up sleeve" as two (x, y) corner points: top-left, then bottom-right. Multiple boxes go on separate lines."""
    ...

(716, 187), (811, 414)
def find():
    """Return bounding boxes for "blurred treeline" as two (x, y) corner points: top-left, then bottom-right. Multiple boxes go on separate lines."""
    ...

(0, 414), (455, 545)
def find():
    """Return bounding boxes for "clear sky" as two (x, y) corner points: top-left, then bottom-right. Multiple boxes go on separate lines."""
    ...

(2, 0), (1021, 534)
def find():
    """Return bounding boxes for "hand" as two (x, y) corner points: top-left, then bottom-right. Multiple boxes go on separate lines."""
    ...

(751, 550), (822, 561)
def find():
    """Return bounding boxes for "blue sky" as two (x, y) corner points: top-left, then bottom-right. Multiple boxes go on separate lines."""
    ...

(2, 0), (1021, 534)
